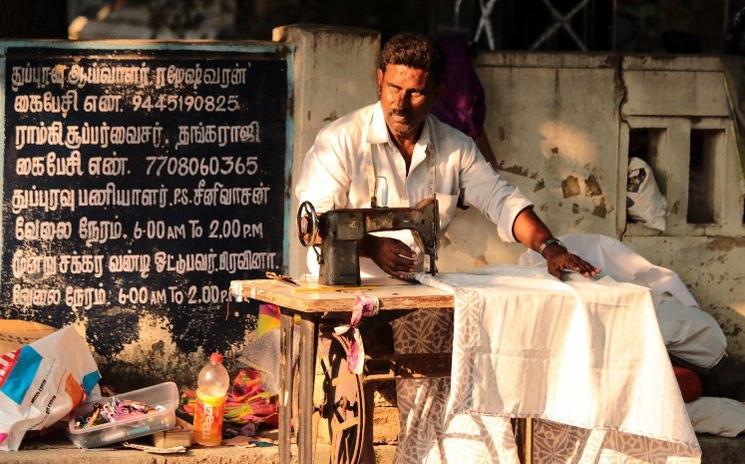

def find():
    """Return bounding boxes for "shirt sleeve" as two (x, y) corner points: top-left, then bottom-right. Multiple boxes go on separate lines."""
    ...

(294, 125), (352, 213)
(457, 138), (533, 243)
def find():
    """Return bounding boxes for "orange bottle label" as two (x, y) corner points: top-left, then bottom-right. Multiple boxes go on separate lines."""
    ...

(193, 391), (226, 446)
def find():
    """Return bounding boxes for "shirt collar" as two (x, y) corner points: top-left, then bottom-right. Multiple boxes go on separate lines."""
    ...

(367, 102), (389, 144)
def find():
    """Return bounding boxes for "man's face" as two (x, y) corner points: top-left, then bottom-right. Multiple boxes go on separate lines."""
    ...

(377, 64), (439, 141)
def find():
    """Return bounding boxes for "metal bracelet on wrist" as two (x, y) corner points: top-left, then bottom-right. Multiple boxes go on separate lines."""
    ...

(538, 237), (566, 258)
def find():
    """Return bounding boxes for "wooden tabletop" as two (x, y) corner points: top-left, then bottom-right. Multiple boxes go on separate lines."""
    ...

(229, 278), (454, 313)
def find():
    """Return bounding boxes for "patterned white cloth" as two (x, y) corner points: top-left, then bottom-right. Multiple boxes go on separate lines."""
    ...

(393, 266), (701, 463)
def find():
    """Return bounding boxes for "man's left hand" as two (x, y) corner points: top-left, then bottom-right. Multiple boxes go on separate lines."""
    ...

(543, 246), (599, 279)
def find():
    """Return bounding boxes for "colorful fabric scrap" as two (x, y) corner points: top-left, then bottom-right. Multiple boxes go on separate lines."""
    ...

(181, 368), (278, 432)
(334, 293), (380, 374)
(72, 397), (164, 430)
(256, 304), (281, 338)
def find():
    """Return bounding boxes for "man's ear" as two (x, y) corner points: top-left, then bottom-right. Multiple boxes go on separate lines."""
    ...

(376, 68), (383, 96)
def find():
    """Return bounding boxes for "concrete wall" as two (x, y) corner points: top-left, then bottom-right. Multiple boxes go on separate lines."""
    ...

(272, 24), (381, 278)
(439, 54), (624, 268)
(618, 57), (745, 356)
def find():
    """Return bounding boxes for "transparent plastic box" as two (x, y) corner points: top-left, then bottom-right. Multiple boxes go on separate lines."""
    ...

(67, 381), (179, 448)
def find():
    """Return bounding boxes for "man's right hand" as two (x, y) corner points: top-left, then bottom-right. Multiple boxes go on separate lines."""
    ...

(358, 235), (418, 278)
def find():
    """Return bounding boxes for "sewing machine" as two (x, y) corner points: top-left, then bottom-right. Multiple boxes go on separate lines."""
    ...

(297, 198), (439, 286)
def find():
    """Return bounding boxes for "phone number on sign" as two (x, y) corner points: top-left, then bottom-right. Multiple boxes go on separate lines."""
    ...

(144, 155), (258, 177)
(131, 94), (240, 112)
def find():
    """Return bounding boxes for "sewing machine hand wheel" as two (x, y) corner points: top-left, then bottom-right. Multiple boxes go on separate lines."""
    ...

(317, 332), (367, 464)
(297, 201), (319, 246)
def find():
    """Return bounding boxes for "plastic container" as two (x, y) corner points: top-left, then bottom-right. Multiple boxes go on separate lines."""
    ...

(193, 352), (230, 446)
(67, 381), (179, 448)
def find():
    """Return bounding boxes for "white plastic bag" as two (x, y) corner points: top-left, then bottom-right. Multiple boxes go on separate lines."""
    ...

(627, 156), (667, 231)
(0, 326), (100, 451)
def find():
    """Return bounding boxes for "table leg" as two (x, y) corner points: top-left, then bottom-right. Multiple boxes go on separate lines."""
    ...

(515, 418), (533, 464)
(298, 317), (318, 464)
(279, 312), (295, 463)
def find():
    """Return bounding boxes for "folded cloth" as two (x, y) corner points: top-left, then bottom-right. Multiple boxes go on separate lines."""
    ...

(686, 397), (745, 437)
(657, 294), (726, 369)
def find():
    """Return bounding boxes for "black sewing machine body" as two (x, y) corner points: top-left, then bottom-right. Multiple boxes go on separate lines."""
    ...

(298, 198), (440, 286)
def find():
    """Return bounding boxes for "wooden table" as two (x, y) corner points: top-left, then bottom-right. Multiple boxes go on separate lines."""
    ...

(229, 278), (454, 464)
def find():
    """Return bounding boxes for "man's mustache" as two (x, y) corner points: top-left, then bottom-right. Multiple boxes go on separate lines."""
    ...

(390, 108), (412, 118)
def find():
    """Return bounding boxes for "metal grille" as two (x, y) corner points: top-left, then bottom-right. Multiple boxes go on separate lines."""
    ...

(446, 0), (745, 53)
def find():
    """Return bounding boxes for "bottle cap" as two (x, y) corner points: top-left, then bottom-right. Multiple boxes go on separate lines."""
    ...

(210, 352), (224, 364)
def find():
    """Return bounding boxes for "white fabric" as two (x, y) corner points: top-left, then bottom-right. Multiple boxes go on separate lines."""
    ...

(406, 266), (700, 463)
(655, 294), (727, 369)
(295, 102), (533, 278)
(238, 331), (280, 395)
(627, 156), (667, 231)
(519, 234), (726, 369)
(519, 234), (696, 306)
(686, 397), (745, 437)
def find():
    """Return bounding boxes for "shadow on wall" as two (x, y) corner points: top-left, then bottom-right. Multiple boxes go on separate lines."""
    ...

(1, 298), (260, 391)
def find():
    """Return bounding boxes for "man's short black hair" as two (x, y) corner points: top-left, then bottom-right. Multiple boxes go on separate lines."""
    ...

(378, 33), (446, 87)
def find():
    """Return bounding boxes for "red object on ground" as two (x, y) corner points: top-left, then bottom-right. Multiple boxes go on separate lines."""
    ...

(673, 365), (702, 403)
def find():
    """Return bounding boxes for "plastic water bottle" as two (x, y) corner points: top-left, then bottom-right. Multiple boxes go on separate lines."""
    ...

(193, 352), (230, 446)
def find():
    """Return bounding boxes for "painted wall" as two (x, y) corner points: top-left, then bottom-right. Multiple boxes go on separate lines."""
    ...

(0, 41), (296, 391)
(0, 28), (379, 390)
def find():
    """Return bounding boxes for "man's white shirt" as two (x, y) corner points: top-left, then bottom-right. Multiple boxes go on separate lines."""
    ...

(295, 102), (532, 278)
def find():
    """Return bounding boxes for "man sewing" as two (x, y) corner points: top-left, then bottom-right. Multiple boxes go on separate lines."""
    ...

(295, 32), (598, 280)
(294, 32), (600, 462)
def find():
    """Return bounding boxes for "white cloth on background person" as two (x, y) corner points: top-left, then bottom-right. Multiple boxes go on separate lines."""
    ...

(627, 156), (668, 231)
(686, 397), (745, 437)
(295, 102), (532, 278)
(519, 234), (726, 369)
(394, 266), (700, 463)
